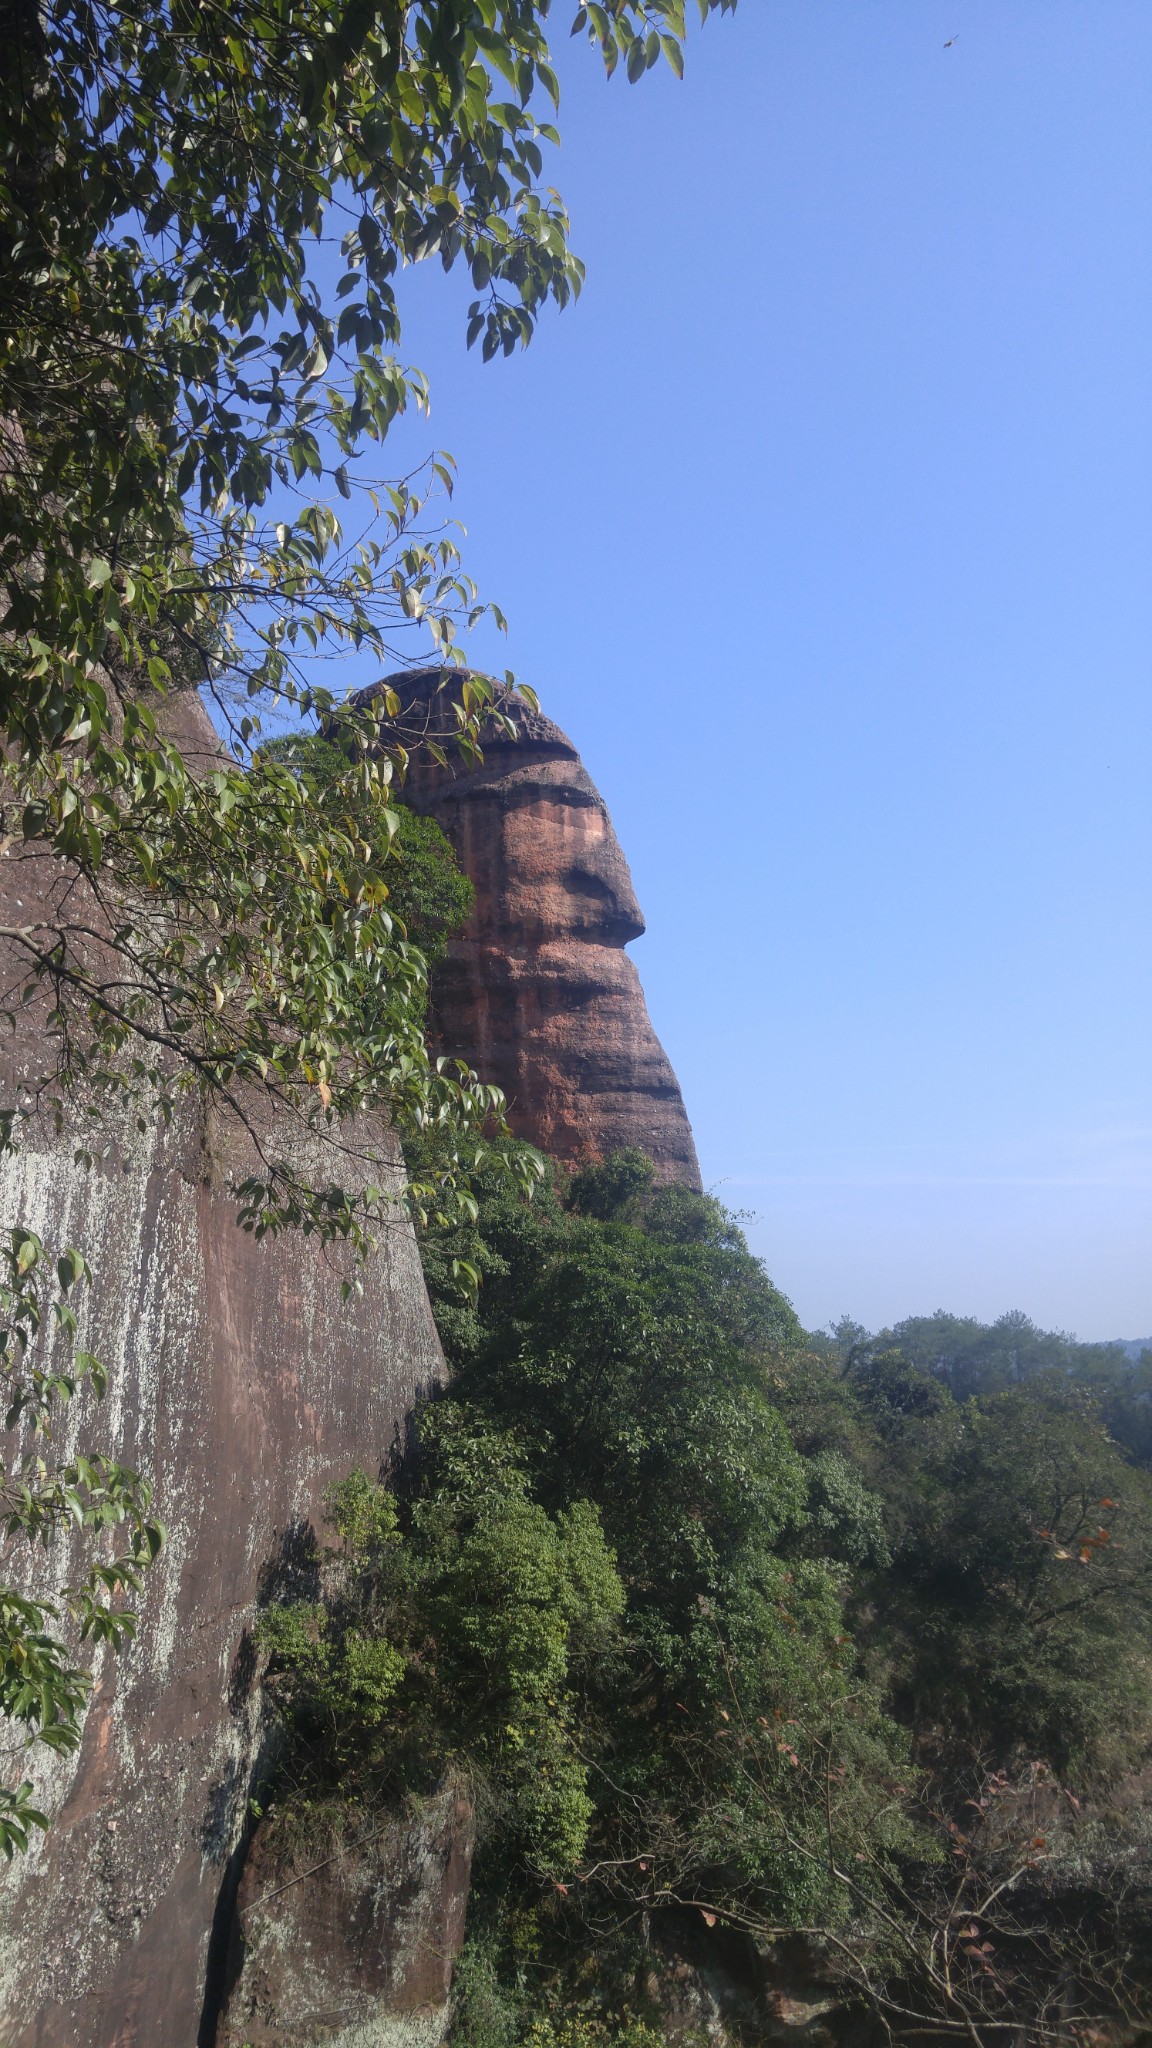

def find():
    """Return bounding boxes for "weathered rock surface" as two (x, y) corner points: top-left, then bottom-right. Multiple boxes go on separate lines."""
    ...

(0, 697), (450, 2046)
(642, 1913), (844, 2046)
(362, 670), (701, 1188)
(217, 1781), (474, 2047)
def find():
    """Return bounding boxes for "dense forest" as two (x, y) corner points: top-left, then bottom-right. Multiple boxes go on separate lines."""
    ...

(820, 1312), (1152, 1472)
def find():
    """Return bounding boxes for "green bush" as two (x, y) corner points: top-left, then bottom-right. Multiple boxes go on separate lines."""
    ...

(406, 1155), (924, 2018)
(257, 1442), (624, 1875)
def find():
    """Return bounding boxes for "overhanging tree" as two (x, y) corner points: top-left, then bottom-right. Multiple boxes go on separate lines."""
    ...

(1, 0), (736, 1238)
(0, 0), (740, 1845)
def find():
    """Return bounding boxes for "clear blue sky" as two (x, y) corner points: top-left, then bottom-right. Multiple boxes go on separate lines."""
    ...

(379, 0), (1151, 1339)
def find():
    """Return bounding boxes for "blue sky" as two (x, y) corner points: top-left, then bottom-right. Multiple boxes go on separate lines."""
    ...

(371, 0), (1151, 1338)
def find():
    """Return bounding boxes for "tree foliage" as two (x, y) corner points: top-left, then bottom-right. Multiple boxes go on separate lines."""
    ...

(259, 1159), (930, 2036)
(260, 729), (475, 970)
(4, 0), (736, 750)
(257, 1447), (625, 1876)
(417, 1158), (922, 1933)
(783, 1322), (1152, 1780)
(257, 1154), (1152, 2043)
(853, 1308), (1152, 1470)
(1, 0), (737, 1246)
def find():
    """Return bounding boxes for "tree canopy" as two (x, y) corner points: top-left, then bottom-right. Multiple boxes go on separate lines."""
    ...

(257, 1154), (1152, 2042)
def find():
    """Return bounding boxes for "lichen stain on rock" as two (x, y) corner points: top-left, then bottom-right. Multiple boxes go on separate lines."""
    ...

(0, 1082), (445, 2046)
(217, 1782), (474, 2047)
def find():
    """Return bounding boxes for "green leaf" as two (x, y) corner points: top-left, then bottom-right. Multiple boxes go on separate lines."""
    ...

(303, 337), (330, 381)
(14, 1234), (40, 1278)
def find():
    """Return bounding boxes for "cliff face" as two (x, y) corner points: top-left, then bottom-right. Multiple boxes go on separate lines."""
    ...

(364, 671), (701, 1189)
(0, 700), (457, 2047)
(0, 679), (704, 2041)
(0, 1104), (448, 2048)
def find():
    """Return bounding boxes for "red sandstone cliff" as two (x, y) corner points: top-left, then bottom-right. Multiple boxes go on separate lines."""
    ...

(363, 670), (701, 1190)
(0, 696), (457, 2046)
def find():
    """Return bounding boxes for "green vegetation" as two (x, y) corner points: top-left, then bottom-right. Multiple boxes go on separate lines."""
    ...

(259, 1149), (1152, 2042)
(1, 0), (736, 1245)
(6, 5), (1150, 2033)
(259, 731), (475, 974)
(0, 724), (472, 1851)
(792, 1326), (1152, 1778)
(257, 1449), (624, 1875)
(833, 1309), (1152, 1469)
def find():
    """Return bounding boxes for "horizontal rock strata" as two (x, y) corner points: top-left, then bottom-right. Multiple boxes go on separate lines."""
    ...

(362, 670), (701, 1189)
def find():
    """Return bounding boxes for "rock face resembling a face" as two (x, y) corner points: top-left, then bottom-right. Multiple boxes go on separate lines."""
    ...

(365, 671), (701, 1188)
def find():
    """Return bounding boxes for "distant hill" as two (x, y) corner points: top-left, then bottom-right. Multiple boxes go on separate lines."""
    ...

(816, 1310), (1152, 1469)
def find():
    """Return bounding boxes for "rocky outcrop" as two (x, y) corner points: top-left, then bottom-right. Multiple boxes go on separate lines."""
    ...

(217, 1781), (475, 2047)
(361, 670), (701, 1188)
(642, 1913), (844, 2046)
(0, 697), (455, 2046)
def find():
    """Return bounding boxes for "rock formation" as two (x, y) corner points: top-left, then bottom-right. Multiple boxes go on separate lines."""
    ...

(362, 669), (701, 1189)
(0, 678), (705, 2042)
(217, 1780), (475, 2047)
(0, 695), (461, 2047)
